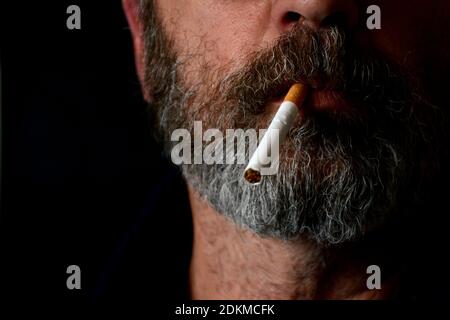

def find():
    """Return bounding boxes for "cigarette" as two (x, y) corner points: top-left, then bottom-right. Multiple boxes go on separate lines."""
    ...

(244, 83), (309, 184)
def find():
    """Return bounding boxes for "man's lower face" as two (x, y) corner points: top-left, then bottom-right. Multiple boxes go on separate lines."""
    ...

(142, 5), (438, 245)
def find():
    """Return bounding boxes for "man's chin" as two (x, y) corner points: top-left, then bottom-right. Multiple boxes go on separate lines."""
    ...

(181, 158), (395, 245)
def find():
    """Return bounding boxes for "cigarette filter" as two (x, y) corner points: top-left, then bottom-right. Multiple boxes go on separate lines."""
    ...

(244, 83), (308, 184)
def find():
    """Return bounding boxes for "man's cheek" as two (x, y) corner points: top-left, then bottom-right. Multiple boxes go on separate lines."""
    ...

(169, 11), (270, 80)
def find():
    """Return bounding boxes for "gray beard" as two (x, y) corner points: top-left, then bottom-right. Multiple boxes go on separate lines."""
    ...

(173, 109), (410, 244)
(155, 77), (421, 244)
(140, 1), (437, 245)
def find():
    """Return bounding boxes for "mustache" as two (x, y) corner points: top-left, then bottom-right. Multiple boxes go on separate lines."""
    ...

(220, 25), (410, 115)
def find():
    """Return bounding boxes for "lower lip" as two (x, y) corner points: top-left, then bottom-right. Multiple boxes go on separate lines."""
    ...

(270, 89), (349, 112)
(306, 89), (348, 111)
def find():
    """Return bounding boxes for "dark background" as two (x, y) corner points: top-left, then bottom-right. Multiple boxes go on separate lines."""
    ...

(1, 0), (450, 312)
(0, 0), (192, 309)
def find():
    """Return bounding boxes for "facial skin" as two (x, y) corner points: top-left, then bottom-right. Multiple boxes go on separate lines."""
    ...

(130, 0), (449, 97)
(123, 0), (449, 299)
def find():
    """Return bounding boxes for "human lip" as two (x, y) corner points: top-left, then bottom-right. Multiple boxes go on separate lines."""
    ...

(305, 89), (349, 111)
(269, 87), (349, 112)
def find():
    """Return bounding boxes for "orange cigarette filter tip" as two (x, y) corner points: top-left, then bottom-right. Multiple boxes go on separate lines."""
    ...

(284, 83), (308, 107)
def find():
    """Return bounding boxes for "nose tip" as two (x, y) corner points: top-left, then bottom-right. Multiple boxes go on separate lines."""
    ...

(279, 0), (359, 31)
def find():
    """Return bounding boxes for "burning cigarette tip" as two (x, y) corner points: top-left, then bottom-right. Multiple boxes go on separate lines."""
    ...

(244, 168), (262, 185)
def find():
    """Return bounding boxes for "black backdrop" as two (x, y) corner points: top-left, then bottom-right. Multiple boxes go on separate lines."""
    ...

(0, 0), (193, 309)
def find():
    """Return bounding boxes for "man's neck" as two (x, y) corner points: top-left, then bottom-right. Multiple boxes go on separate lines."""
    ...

(188, 186), (400, 300)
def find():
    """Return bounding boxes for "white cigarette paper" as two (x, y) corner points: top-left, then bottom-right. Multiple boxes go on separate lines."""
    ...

(244, 83), (308, 184)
